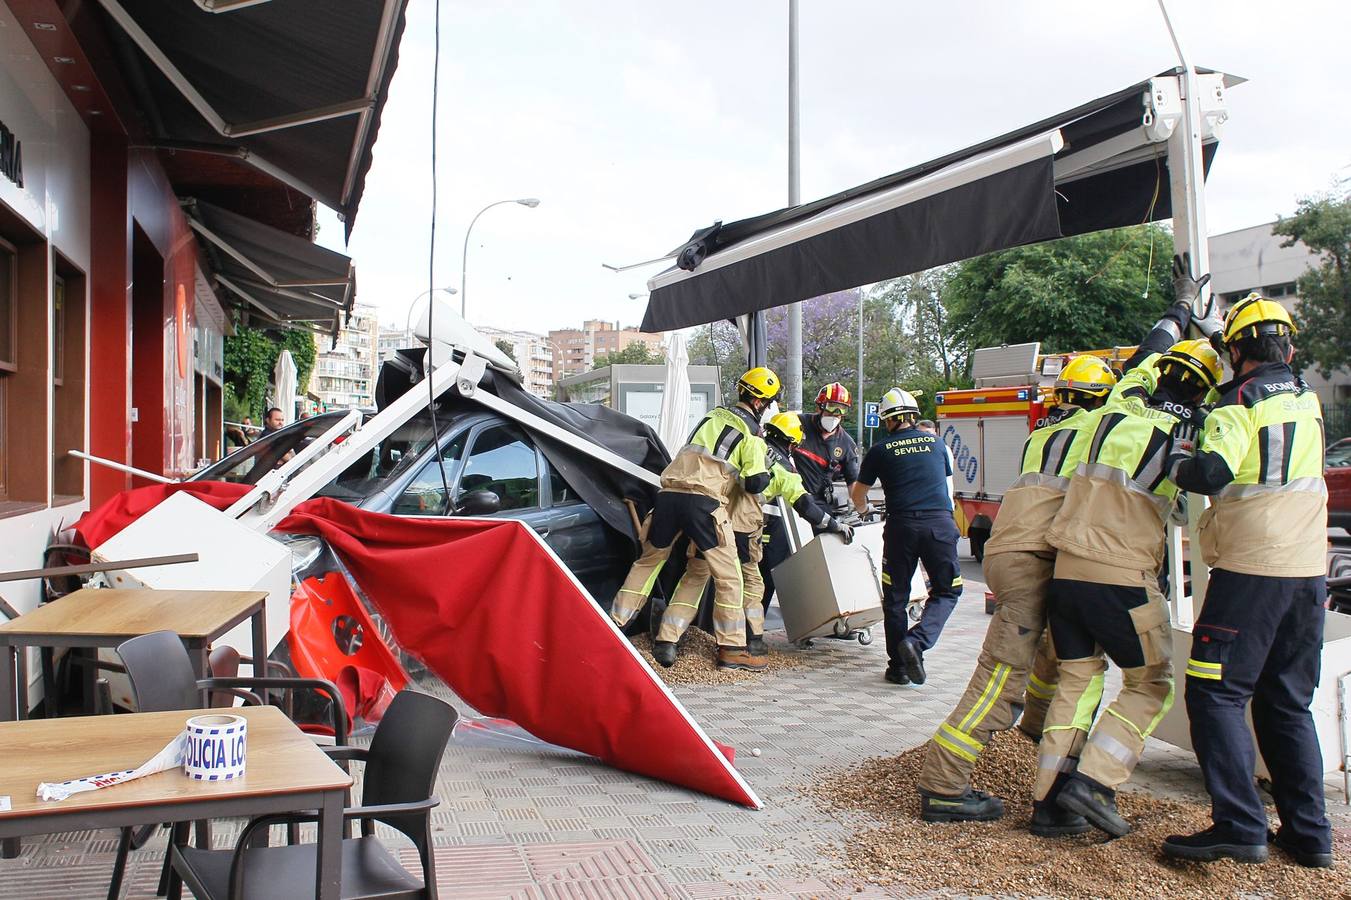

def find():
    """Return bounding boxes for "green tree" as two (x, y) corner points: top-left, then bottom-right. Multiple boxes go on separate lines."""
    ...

(494, 338), (517, 362)
(686, 321), (744, 402)
(223, 323), (317, 420)
(1273, 190), (1351, 378)
(945, 224), (1175, 360)
(592, 340), (664, 369)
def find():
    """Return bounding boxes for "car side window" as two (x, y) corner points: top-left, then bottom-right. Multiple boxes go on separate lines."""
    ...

(546, 459), (583, 507)
(458, 425), (539, 511)
(393, 432), (468, 515)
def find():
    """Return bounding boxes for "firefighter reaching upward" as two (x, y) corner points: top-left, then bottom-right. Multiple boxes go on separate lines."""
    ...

(1035, 335), (1223, 839)
(1162, 296), (1333, 868)
(610, 367), (779, 671)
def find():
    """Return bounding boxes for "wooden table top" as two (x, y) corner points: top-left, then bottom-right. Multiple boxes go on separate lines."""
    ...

(0, 588), (266, 641)
(0, 706), (350, 821)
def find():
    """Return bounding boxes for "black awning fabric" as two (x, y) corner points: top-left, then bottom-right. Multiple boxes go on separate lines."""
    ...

(94, 0), (407, 234)
(185, 199), (355, 333)
(642, 70), (1223, 333)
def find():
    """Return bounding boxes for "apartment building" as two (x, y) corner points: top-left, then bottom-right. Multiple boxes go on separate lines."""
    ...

(479, 326), (555, 398)
(548, 320), (665, 380)
(313, 304), (381, 409)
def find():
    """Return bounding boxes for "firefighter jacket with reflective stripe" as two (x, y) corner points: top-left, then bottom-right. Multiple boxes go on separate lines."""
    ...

(660, 404), (769, 503)
(793, 413), (861, 503)
(985, 405), (1098, 557)
(1174, 363), (1327, 577)
(1047, 354), (1197, 573)
(729, 442), (831, 533)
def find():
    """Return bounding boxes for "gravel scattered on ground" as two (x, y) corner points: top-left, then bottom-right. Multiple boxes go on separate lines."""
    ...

(630, 629), (828, 686)
(804, 730), (1349, 899)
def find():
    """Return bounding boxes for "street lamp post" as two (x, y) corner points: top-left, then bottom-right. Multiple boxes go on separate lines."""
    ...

(461, 197), (541, 320)
(405, 285), (457, 331)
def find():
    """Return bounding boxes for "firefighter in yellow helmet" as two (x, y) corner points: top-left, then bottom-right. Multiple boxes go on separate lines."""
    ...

(916, 355), (1117, 828)
(1031, 332), (1222, 838)
(610, 367), (778, 671)
(1161, 297), (1333, 867)
(655, 411), (854, 668)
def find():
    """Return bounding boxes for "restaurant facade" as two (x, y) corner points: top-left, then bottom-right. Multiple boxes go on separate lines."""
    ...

(0, 0), (406, 702)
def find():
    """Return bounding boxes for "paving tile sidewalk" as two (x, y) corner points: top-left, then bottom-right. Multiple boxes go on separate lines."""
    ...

(2, 553), (1347, 898)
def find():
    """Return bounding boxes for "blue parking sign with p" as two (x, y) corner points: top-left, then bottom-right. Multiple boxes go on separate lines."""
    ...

(864, 402), (880, 429)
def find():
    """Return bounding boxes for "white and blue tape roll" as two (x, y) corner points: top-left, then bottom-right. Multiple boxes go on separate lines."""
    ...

(183, 714), (247, 781)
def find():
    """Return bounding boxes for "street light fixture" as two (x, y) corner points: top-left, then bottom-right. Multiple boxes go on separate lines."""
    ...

(628, 292), (647, 300)
(461, 198), (541, 319)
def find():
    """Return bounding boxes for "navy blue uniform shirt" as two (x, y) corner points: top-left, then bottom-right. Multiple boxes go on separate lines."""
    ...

(857, 426), (953, 513)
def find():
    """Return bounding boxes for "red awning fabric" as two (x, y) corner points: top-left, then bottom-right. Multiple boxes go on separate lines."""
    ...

(75, 483), (760, 808)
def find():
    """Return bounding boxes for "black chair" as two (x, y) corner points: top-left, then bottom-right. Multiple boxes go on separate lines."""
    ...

(168, 690), (455, 900)
(109, 631), (348, 900)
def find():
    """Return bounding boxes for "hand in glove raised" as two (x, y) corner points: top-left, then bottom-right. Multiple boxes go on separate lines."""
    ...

(1171, 252), (1212, 310)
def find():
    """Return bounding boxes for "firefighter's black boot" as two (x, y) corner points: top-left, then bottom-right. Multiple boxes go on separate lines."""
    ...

(652, 640), (677, 668)
(1056, 776), (1129, 838)
(1270, 828), (1333, 868)
(1161, 826), (1268, 864)
(919, 788), (1004, 823)
(747, 635), (768, 657)
(1029, 800), (1091, 837)
(899, 638), (927, 685)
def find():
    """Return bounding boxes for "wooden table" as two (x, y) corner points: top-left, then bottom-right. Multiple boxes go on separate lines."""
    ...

(0, 588), (268, 722)
(0, 705), (351, 899)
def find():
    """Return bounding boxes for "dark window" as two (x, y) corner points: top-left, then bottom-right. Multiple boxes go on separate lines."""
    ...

(393, 431), (468, 515)
(52, 274), (64, 385)
(0, 237), (14, 372)
(457, 424), (539, 511)
(547, 459), (582, 506)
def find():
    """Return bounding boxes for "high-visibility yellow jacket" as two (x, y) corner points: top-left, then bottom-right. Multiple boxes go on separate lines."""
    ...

(1174, 362), (1327, 577)
(1047, 354), (1198, 578)
(729, 442), (831, 534)
(660, 404), (770, 503)
(984, 405), (1100, 557)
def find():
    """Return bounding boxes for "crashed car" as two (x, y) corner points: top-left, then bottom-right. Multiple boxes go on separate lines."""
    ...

(194, 390), (665, 607)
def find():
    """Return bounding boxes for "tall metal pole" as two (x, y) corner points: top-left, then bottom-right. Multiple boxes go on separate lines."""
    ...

(856, 286), (864, 443)
(785, 0), (803, 409)
(460, 198), (540, 320)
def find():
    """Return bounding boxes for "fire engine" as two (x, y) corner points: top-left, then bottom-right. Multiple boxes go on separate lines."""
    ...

(936, 341), (1135, 561)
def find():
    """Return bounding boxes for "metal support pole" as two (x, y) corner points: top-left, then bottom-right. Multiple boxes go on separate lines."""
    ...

(856, 287), (864, 443)
(784, 0), (803, 409)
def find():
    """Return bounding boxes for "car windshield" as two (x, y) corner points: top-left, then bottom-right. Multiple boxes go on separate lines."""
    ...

(314, 411), (458, 501)
(193, 412), (350, 485)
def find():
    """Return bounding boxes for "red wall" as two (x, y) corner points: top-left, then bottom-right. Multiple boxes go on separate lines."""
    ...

(89, 140), (202, 505)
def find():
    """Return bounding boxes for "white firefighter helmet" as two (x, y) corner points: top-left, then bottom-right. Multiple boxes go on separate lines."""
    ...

(879, 387), (920, 420)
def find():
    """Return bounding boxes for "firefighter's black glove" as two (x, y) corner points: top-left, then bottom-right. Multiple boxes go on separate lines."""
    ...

(828, 518), (855, 544)
(1165, 415), (1201, 483)
(1171, 252), (1212, 312)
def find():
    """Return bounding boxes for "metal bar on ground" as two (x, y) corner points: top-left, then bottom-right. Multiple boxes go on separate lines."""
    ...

(0, 554), (200, 584)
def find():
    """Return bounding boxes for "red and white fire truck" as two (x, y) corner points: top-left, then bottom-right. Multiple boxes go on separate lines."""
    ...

(936, 341), (1136, 561)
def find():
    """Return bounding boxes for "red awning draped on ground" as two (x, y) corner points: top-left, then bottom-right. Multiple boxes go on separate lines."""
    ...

(75, 483), (760, 808)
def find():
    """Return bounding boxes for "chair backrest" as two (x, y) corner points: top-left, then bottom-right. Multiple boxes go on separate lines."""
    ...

(116, 631), (201, 712)
(361, 691), (457, 846)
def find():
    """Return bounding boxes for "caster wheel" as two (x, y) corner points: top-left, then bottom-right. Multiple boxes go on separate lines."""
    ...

(857, 629), (873, 646)
(833, 619), (849, 638)
(795, 638), (814, 649)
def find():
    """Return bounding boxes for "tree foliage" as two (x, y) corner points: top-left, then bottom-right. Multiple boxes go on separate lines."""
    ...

(223, 324), (317, 420)
(592, 340), (665, 369)
(945, 224), (1174, 356)
(493, 338), (517, 362)
(1274, 190), (1351, 378)
(686, 321), (745, 403)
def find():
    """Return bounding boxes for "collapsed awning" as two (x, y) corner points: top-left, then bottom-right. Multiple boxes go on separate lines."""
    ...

(183, 199), (355, 334)
(90, 0), (408, 234)
(642, 68), (1236, 332)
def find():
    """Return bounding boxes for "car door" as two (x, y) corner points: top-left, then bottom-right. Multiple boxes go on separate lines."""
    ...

(539, 455), (630, 604)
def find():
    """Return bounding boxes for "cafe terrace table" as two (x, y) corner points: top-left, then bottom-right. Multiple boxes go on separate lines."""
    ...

(0, 588), (268, 722)
(0, 705), (351, 899)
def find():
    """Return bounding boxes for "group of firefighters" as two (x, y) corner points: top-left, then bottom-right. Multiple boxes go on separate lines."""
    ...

(608, 255), (1333, 870)
(912, 257), (1332, 868)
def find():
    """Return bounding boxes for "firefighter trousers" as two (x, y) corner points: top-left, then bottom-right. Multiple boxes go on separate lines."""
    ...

(1186, 568), (1331, 850)
(919, 550), (1059, 795)
(611, 490), (745, 648)
(1034, 565), (1174, 801)
(880, 511), (962, 670)
(657, 528), (763, 645)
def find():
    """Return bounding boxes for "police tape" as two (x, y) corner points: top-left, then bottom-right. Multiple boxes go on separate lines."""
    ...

(36, 714), (247, 802)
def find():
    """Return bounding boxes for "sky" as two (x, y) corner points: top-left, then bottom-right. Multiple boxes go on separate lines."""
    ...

(316, 0), (1351, 334)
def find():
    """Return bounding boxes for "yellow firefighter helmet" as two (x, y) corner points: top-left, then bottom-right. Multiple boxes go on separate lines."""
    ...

(1222, 292), (1296, 344)
(765, 411), (805, 446)
(737, 366), (781, 400)
(1054, 356), (1117, 398)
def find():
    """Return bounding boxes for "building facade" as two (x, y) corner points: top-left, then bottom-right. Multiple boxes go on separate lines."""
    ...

(1209, 221), (1347, 405)
(314, 305), (380, 409)
(377, 325), (418, 361)
(480, 326), (554, 398)
(548, 320), (665, 380)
